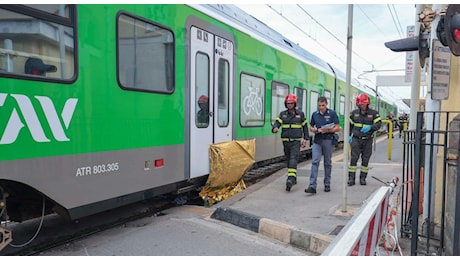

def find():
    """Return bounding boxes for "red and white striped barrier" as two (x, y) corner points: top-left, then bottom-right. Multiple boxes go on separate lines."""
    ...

(350, 189), (390, 255)
(322, 186), (392, 256)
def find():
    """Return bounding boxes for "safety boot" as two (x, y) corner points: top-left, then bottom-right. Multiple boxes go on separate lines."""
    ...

(360, 172), (367, 185)
(347, 173), (355, 186)
(285, 176), (296, 192)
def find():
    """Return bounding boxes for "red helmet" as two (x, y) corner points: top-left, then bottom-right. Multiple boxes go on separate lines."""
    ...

(198, 95), (208, 104)
(284, 94), (297, 108)
(356, 93), (370, 106)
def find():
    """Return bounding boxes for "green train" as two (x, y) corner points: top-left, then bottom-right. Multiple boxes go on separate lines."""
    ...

(0, 4), (395, 229)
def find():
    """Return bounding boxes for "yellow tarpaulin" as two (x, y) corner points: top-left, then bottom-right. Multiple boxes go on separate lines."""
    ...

(199, 139), (255, 206)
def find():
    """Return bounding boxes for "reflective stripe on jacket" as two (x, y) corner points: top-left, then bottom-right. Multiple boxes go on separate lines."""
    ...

(273, 109), (309, 141)
(349, 107), (382, 139)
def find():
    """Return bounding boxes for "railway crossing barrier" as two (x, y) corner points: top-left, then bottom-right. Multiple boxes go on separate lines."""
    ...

(322, 178), (399, 256)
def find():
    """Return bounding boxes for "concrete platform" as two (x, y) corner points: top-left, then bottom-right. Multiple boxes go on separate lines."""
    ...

(209, 134), (412, 255)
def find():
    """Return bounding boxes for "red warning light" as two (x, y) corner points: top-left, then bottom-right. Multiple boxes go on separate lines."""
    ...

(154, 158), (164, 168)
(454, 28), (460, 42)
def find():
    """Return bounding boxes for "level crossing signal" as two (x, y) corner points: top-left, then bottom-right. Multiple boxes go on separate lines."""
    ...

(437, 4), (460, 56)
(384, 26), (429, 68)
(385, 4), (460, 65)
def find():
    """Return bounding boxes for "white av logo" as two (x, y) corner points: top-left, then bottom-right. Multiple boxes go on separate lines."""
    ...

(0, 93), (78, 144)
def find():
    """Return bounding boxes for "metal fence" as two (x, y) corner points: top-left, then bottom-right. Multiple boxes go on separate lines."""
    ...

(400, 111), (460, 256)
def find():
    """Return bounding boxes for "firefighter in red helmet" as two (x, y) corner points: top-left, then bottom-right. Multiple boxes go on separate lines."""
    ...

(348, 93), (382, 186)
(272, 94), (310, 192)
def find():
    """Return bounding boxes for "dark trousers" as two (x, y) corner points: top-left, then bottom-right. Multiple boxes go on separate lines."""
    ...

(283, 140), (301, 178)
(350, 137), (373, 169)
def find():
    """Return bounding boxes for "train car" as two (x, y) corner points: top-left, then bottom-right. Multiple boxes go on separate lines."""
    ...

(317, 67), (395, 140)
(0, 4), (393, 234)
(348, 83), (396, 131)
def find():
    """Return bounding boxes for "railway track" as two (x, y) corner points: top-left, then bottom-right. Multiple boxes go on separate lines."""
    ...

(2, 195), (181, 256)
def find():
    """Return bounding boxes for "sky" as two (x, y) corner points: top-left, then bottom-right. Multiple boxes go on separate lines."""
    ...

(235, 4), (418, 112)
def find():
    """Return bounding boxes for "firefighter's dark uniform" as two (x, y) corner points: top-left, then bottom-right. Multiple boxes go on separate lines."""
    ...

(398, 114), (409, 138)
(348, 107), (382, 185)
(272, 109), (309, 191)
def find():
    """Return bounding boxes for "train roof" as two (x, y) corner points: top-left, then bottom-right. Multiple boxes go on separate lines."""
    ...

(191, 5), (395, 107)
(191, 4), (336, 77)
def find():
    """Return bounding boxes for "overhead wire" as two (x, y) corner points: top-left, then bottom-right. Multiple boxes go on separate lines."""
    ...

(387, 4), (404, 38)
(357, 4), (407, 69)
(265, 5), (348, 70)
(391, 4), (406, 38)
(377, 4), (409, 102)
(354, 4), (409, 102)
(357, 5), (389, 38)
(295, 4), (375, 71)
(266, 4), (375, 76)
(263, 4), (409, 103)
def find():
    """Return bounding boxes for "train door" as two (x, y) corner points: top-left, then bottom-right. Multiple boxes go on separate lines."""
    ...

(213, 35), (233, 143)
(189, 26), (234, 178)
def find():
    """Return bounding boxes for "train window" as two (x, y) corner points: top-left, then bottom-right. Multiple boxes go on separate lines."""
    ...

(310, 91), (320, 118)
(0, 5), (76, 81)
(117, 13), (174, 93)
(324, 90), (331, 104)
(339, 95), (345, 116)
(217, 58), (229, 127)
(294, 87), (307, 114)
(196, 52), (210, 128)
(271, 82), (288, 125)
(241, 73), (265, 127)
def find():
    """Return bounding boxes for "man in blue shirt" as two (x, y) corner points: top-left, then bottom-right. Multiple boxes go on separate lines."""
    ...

(305, 96), (340, 194)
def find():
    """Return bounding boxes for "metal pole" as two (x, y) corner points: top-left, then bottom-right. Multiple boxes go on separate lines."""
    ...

(454, 129), (460, 255)
(409, 5), (424, 255)
(342, 4), (353, 213)
(374, 85), (379, 152)
(411, 111), (424, 255)
(423, 4), (442, 221)
(409, 5), (423, 130)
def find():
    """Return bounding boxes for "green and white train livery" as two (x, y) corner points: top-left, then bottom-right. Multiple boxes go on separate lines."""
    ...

(0, 4), (395, 225)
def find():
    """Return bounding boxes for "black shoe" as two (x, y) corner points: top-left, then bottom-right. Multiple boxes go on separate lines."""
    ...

(360, 179), (366, 185)
(290, 176), (297, 185)
(324, 186), (331, 192)
(304, 187), (316, 194)
(348, 180), (355, 186)
(286, 179), (293, 192)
